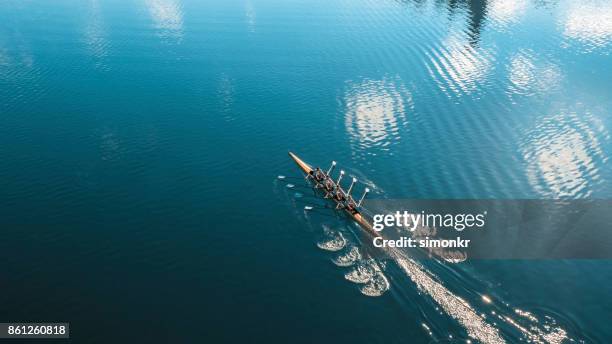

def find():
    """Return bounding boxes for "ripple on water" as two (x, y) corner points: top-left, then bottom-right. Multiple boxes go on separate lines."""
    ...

(561, 1), (612, 53)
(343, 77), (412, 159)
(520, 109), (609, 198)
(145, 0), (184, 42)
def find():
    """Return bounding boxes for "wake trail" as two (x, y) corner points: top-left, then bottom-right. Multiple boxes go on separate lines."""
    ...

(276, 176), (571, 343)
(389, 248), (505, 344)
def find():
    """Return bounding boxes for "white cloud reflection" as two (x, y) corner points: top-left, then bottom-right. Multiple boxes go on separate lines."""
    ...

(507, 50), (562, 97)
(145, 0), (184, 41)
(344, 78), (411, 154)
(245, 0), (256, 33)
(425, 32), (493, 97)
(84, 0), (109, 68)
(488, 0), (528, 26)
(562, 2), (612, 51)
(521, 110), (608, 198)
(0, 31), (35, 80)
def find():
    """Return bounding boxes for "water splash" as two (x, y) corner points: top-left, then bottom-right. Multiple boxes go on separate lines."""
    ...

(332, 245), (362, 267)
(360, 270), (390, 297)
(317, 230), (346, 252)
(345, 260), (376, 284)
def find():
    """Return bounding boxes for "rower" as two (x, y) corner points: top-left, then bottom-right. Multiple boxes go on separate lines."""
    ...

(334, 188), (346, 208)
(323, 177), (335, 194)
(344, 178), (358, 211)
(334, 171), (346, 201)
(320, 164), (338, 197)
(334, 188), (345, 202)
(313, 167), (326, 182)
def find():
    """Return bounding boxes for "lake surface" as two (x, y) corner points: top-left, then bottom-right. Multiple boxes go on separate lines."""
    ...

(1, 0), (611, 342)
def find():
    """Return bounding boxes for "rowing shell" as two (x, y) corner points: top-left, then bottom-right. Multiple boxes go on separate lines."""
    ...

(288, 152), (380, 238)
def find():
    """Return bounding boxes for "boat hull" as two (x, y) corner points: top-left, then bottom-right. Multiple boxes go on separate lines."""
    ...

(288, 152), (379, 237)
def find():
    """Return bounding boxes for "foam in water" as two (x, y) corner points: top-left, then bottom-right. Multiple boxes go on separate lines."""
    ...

(345, 262), (375, 284)
(439, 249), (468, 263)
(332, 246), (362, 267)
(393, 254), (505, 344)
(360, 271), (390, 297)
(286, 184), (294, 188)
(392, 251), (572, 343)
(316, 231), (346, 252)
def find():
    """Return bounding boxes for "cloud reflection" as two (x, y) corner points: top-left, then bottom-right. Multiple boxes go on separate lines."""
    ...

(507, 50), (562, 97)
(344, 78), (411, 155)
(218, 73), (235, 122)
(562, 2), (612, 51)
(84, 0), (110, 68)
(521, 110), (608, 198)
(0, 48), (9, 67)
(426, 32), (492, 97)
(0, 31), (36, 80)
(145, 0), (184, 41)
(487, 0), (527, 26)
(245, 0), (256, 33)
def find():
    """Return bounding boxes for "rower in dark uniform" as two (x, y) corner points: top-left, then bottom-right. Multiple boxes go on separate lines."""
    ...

(313, 167), (326, 182)
(334, 189), (345, 201)
(345, 198), (358, 213)
(340, 177), (358, 210)
(324, 178), (335, 192)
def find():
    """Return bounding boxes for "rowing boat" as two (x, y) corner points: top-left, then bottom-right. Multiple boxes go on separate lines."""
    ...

(288, 152), (380, 238)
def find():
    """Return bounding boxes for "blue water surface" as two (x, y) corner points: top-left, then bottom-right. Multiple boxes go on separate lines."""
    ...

(1, 0), (610, 342)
